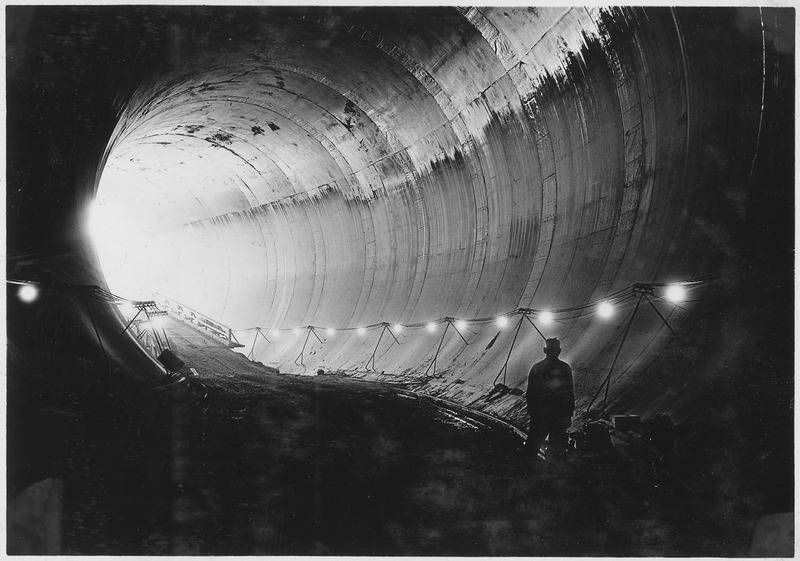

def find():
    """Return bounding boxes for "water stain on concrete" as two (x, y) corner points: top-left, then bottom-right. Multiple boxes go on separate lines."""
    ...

(206, 131), (234, 145)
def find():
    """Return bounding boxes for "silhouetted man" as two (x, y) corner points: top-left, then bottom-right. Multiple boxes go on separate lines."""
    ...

(525, 338), (574, 458)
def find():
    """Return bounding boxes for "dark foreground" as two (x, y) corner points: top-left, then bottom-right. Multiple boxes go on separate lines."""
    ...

(8, 318), (763, 555)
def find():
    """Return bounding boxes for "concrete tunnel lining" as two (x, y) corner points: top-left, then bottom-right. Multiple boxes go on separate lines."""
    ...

(86, 6), (741, 425)
(5, 4), (795, 554)
(5, 3), (790, 438)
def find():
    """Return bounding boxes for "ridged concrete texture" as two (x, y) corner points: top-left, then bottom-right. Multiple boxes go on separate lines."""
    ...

(90, 7), (790, 424)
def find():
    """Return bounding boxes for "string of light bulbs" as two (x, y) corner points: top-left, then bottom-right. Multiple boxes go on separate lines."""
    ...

(8, 274), (708, 392)
(231, 280), (700, 340)
(8, 276), (706, 340)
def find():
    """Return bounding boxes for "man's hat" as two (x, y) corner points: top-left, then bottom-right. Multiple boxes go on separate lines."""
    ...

(544, 338), (561, 350)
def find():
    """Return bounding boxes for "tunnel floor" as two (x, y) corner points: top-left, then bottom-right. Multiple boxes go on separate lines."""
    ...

(9, 315), (758, 556)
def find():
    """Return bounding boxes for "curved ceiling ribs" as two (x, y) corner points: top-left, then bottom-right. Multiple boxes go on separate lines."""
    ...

(90, 6), (769, 420)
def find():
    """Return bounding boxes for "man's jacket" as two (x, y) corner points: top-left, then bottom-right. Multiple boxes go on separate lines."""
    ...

(526, 356), (575, 414)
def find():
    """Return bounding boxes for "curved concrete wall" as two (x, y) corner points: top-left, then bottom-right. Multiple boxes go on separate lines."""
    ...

(77, 7), (790, 423)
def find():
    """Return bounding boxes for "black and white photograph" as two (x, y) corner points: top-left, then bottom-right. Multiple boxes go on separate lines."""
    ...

(5, 3), (795, 556)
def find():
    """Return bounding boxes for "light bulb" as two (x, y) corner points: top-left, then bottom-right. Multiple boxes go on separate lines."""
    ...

(664, 285), (686, 303)
(18, 284), (38, 303)
(598, 301), (614, 319)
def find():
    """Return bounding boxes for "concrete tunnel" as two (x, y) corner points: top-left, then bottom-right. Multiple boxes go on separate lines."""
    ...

(6, 5), (795, 555)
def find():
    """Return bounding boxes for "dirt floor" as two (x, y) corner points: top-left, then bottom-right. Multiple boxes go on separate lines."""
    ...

(8, 316), (764, 555)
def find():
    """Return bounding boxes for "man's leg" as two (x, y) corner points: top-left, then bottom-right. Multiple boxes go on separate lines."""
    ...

(525, 404), (548, 457)
(548, 416), (572, 457)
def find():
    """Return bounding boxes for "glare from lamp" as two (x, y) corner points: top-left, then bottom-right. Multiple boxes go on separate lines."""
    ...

(393, 324), (404, 334)
(294, 328), (303, 335)
(358, 327), (367, 336)
(496, 316), (508, 328)
(539, 311), (553, 325)
(18, 284), (39, 303)
(598, 301), (614, 319)
(427, 322), (437, 332)
(664, 285), (687, 303)
(455, 320), (467, 331)
(326, 328), (335, 336)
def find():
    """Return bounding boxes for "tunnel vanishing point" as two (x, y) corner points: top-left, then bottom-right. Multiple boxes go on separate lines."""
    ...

(6, 4), (795, 551)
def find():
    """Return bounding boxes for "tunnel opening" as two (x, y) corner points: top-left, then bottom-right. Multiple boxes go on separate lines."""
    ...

(88, 6), (710, 387)
(7, 5), (795, 556)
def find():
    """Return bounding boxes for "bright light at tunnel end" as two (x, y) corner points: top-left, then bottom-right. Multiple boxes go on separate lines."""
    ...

(119, 302), (136, 315)
(89, 177), (199, 302)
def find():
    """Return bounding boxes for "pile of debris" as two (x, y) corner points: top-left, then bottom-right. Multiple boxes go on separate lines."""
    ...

(567, 413), (681, 484)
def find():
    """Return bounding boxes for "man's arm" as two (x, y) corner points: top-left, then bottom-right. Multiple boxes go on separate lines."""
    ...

(525, 366), (537, 401)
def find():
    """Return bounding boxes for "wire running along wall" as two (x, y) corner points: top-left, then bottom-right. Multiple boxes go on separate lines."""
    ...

(8, 275), (704, 416)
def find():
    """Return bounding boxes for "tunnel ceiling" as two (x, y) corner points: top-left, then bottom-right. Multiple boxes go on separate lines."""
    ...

(9, 6), (794, 419)
(95, 6), (710, 328)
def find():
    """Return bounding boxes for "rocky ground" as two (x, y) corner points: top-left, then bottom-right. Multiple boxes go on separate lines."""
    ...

(8, 316), (763, 555)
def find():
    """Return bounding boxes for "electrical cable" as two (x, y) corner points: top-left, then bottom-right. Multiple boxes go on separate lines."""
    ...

(7, 271), (726, 375)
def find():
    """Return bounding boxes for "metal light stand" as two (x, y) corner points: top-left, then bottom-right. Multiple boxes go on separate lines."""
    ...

(119, 307), (144, 337)
(365, 322), (401, 371)
(226, 329), (244, 349)
(422, 318), (469, 379)
(585, 283), (689, 414)
(142, 307), (163, 350)
(585, 293), (644, 414)
(247, 327), (272, 360)
(643, 294), (683, 342)
(157, 312), (172, 351)
(493, 308), (548, 386)
(295, 326), (323, 366)
(143, 307), (171, 355)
